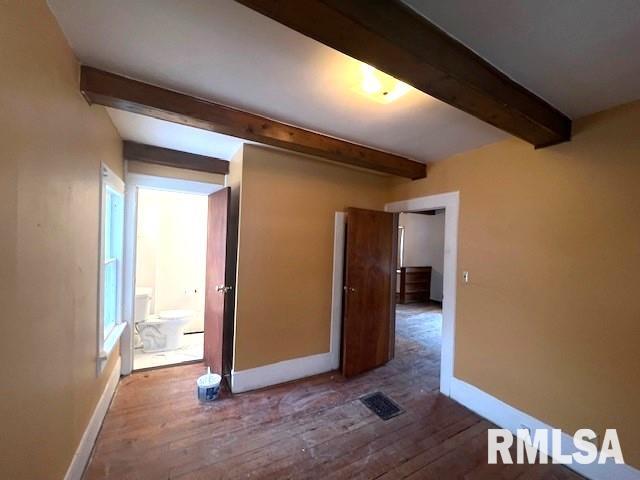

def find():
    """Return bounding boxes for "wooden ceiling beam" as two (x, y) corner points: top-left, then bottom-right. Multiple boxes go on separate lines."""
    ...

(235, 0), (572, 147)
(123, 141), (229, 175)
(81, 66), (426, 179)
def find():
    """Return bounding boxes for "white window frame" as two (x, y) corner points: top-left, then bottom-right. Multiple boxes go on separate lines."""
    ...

(97, 164), (126, 374)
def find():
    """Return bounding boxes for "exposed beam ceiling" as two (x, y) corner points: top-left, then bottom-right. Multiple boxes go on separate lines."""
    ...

(235, 0), (572, 147)
(123, 141), (229, 175)
(81, 66), (426, 179)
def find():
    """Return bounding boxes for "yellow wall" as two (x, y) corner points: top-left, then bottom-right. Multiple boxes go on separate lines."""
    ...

(231, 106), (639, 466)
(389, 101), (640, 467)
(0, 1), (124, 478)
(233, 145), (390, 370)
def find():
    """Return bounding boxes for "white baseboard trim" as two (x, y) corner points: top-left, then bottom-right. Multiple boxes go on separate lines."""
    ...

(64, 356), (121, 480)
(231, 214), (346, 396)
(231, 351), (334, 394)
(450, 377), (639, 480)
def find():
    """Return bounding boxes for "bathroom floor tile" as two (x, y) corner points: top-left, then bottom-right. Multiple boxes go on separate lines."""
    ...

(133, 332), (203, 370)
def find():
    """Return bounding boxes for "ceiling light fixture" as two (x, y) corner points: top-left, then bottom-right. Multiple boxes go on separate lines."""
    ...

(358, 64), (412, 104)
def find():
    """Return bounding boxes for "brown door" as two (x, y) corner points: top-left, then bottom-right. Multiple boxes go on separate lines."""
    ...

(342, 207), (398, 378)
(204, 187), (230, 374)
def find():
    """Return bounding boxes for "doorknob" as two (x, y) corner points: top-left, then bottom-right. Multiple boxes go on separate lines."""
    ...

(216, 285), (232, 294)
(343, 286), (356, 293)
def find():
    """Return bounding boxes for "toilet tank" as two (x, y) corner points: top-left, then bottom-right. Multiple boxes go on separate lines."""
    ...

(134, 287), (152, 323)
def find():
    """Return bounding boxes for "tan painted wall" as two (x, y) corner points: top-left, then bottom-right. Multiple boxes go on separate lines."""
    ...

(233, 145), (390, 370)
(389, 101), (640, 467)
(0, 1), (124, 478)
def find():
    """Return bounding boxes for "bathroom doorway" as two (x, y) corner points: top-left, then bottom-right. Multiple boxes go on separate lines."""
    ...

(133, 187), (208, 369)
(120, 170), (231, 374)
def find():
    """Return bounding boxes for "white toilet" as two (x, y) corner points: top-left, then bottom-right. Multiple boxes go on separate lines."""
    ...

(134, 288), (193, 353)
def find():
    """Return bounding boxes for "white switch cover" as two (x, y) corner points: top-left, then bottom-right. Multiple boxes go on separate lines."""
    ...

(463, 271), (469, 283)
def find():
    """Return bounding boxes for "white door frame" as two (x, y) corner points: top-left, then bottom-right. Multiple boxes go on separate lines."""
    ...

(329, 213), (347, 371)
(384, 191), (459, 396)
(120, 169), (223, 375)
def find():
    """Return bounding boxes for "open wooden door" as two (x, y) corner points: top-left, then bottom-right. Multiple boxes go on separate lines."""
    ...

(342, 207), (398, 378)
(204, 187), (231, 374)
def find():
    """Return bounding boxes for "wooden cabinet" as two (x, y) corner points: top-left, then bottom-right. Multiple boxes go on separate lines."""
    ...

(396, 266), (431, 304)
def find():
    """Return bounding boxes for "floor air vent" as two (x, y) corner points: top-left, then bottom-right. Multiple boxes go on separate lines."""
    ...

(360, 392), (404, 420)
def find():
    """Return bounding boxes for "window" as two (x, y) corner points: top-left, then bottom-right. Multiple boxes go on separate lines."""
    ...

(98, 165), (125, 371)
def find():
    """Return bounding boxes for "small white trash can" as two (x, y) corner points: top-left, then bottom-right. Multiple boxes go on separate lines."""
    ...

(197, 367), (221, 402)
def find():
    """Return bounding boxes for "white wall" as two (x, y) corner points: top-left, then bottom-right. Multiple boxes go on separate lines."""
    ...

(135, 188), (208, 332)
(399, 212), (445, 301)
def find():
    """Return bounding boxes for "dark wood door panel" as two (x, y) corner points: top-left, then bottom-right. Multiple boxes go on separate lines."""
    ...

(204, 187), (230, 374)
(342, 208), (397, 378)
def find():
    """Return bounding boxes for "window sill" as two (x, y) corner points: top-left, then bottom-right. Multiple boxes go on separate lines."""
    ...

(98, 322), (127, 374)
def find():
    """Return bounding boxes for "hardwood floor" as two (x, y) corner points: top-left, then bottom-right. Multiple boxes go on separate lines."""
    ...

(85, 304), (582, 479)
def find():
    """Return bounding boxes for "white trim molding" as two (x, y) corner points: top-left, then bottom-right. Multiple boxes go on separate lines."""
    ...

(97, 164), (126, 375)
(126, 172), (223, 196)
(65, 357), (121, 480)
(450, 377), (639, 480)
(231, 352), (334, 393)
(120, 164), (137, 375)
(329, 212), (346, 370)
(385, 191), (459, 396)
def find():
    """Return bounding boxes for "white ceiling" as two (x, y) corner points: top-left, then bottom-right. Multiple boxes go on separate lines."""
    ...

(107, 108), (244, 161)
(404, 0), (640, 118)
(47, 1), (639, 163)
(47, 0), (506, 164)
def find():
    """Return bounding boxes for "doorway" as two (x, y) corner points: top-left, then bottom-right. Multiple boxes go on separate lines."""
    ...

(386, 192), (459, 395)
(396, 208), (445, 383)
(120, 172), (231, 375)
(332, 191), (458, 395)
(133, 187), (208, 369)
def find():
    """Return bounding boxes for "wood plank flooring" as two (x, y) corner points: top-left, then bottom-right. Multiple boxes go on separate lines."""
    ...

(85, 304), (582, 479)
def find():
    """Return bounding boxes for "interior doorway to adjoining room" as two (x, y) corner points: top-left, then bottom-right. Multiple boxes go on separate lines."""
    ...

(333, 192), (458, 395)
(133, 187), (208, 370)
(386, 192), (459, 396)
(395, 209), (446, 390)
